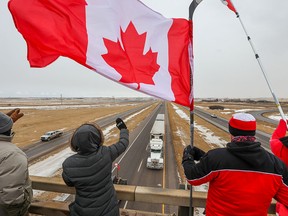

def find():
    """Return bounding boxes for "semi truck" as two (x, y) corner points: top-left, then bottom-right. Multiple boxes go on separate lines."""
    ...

(147, 113), (165, 169)
(147, 138), (164, 169)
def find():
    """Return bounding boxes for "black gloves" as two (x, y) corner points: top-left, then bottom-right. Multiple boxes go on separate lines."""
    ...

(182, 145), (205, 163)
(192, 146), (206, 160)
(116, 118), (127, 130)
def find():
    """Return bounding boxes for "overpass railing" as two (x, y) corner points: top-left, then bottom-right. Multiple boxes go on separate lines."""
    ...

(29, 176), (276, 216)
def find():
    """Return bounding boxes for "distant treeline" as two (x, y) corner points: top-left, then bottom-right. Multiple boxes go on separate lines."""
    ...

(209, 105), (225, 110)
(200, 98), (288, 104)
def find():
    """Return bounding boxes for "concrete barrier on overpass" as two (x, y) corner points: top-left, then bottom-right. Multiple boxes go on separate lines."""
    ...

(29, 176), (276, 216)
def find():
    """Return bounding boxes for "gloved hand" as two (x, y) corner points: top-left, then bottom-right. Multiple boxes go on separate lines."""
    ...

(6, 108), (24, 122)
(116, 118), (127, 130)
(182, 145), (193, 163)
(192, 146), (206, 161)
(182, 145), (205, 162)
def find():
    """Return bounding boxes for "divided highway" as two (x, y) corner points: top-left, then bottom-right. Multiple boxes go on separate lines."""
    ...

(114, 102), (178, 214)
(25, 102), (280, 214)
(23, 102), (154, 162)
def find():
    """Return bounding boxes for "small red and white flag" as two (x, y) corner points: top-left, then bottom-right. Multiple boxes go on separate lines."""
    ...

(8, 0), (193, 108)
(221, 0), (237, 13)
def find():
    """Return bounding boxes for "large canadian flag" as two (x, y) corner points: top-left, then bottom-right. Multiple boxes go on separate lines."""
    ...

(9, 0), (193, 108)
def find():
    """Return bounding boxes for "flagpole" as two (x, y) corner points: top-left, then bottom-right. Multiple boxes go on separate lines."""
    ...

(188, 1), (203, 215)
(231, 3), (287, 121)
(189, 107), (194, 216)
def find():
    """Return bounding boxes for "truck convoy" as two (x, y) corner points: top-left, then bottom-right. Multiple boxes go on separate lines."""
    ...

(146, 114), (165, 169)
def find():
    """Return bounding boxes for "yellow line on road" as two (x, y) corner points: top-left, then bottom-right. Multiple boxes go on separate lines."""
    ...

(162, 119), (166, 214)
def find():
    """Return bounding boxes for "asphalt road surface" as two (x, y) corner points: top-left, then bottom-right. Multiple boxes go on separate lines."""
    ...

(115, 102), (178, 214)
(194, 107), (275, 152)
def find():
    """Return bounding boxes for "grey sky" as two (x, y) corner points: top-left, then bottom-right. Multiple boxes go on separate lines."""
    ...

(0, 0), (287, 99)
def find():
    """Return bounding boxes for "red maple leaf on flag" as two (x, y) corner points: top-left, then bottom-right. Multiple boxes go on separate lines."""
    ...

(102, 22), (160, 90)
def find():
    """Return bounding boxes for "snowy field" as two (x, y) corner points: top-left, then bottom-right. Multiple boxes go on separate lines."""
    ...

(0, 103), (137, 110)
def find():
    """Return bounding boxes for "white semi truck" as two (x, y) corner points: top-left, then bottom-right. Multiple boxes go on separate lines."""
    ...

(147, 114), (165, 169)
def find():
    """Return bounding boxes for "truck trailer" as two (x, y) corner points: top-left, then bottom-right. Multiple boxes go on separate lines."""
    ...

(150, 114), (165, 141)
(147, 114), (165, 169)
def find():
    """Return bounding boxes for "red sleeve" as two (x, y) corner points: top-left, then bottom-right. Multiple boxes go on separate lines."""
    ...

(270, 120), (288, 163)
(271, 119), (287, 140)
(270, 139), (283, 159)
(274, 181), (288, 208)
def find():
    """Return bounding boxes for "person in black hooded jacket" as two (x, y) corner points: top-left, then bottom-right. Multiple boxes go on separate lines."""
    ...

(182, 113), (288, 216)
(62, 118), (129, 216)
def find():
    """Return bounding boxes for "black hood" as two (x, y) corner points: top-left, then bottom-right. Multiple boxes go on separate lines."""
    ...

(226, 141), (264, 167)
(279, 136), (288, 148)
(71, 124), (102, 155)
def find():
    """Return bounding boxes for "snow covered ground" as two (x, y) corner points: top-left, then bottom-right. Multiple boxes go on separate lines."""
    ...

(0, 103), (137, 110)
(172, 104), (227, 149)
(196, 104), (287, 122)
(268, 114), (287, 121)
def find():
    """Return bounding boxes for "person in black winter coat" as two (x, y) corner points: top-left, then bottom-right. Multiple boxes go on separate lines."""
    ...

(62, 118), (129, 216)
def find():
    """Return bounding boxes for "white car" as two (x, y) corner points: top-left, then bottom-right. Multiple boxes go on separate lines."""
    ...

(41, 130), (63, 141)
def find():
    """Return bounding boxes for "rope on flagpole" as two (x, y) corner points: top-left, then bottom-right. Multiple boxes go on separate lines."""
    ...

(232, 6), (287, 121)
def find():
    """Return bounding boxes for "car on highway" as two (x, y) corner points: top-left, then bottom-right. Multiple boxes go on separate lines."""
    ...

(41, 130), (63, 141)
(210, 114), (217, 118)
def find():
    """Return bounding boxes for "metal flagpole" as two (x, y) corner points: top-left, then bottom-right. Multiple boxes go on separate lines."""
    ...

(189, 107), (194, 216)
(230, 2), (287, 121)
(188, 1), (203, 215)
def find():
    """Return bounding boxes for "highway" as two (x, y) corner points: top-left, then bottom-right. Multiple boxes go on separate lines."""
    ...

(116, 104), (162, 212)
(194, 107), (275, 151)
(25, 102), (280, 214)
(23, 102), (154, 162)
(249, 109), (279, 125)
(114, 102), (178, 214)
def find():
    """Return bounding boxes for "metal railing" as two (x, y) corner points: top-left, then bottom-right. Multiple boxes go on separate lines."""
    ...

(29, 176), (276, 215)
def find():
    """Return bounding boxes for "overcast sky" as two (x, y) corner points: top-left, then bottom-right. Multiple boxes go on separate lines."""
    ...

(1, 0), (287, 99)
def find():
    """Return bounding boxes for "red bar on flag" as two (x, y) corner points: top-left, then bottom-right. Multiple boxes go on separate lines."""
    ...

(221, 0), (237, 13)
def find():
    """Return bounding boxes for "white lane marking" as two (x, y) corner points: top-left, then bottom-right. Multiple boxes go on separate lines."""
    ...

(123, 201), (128, 209)
(112, 111), (156, 172)
(146, 143), (150, 151)
(137, 160), (143, 172)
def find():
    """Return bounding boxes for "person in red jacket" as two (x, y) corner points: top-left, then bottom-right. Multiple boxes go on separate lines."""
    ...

(270, 119), (288, 216)
(182, 113), (288, 216)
